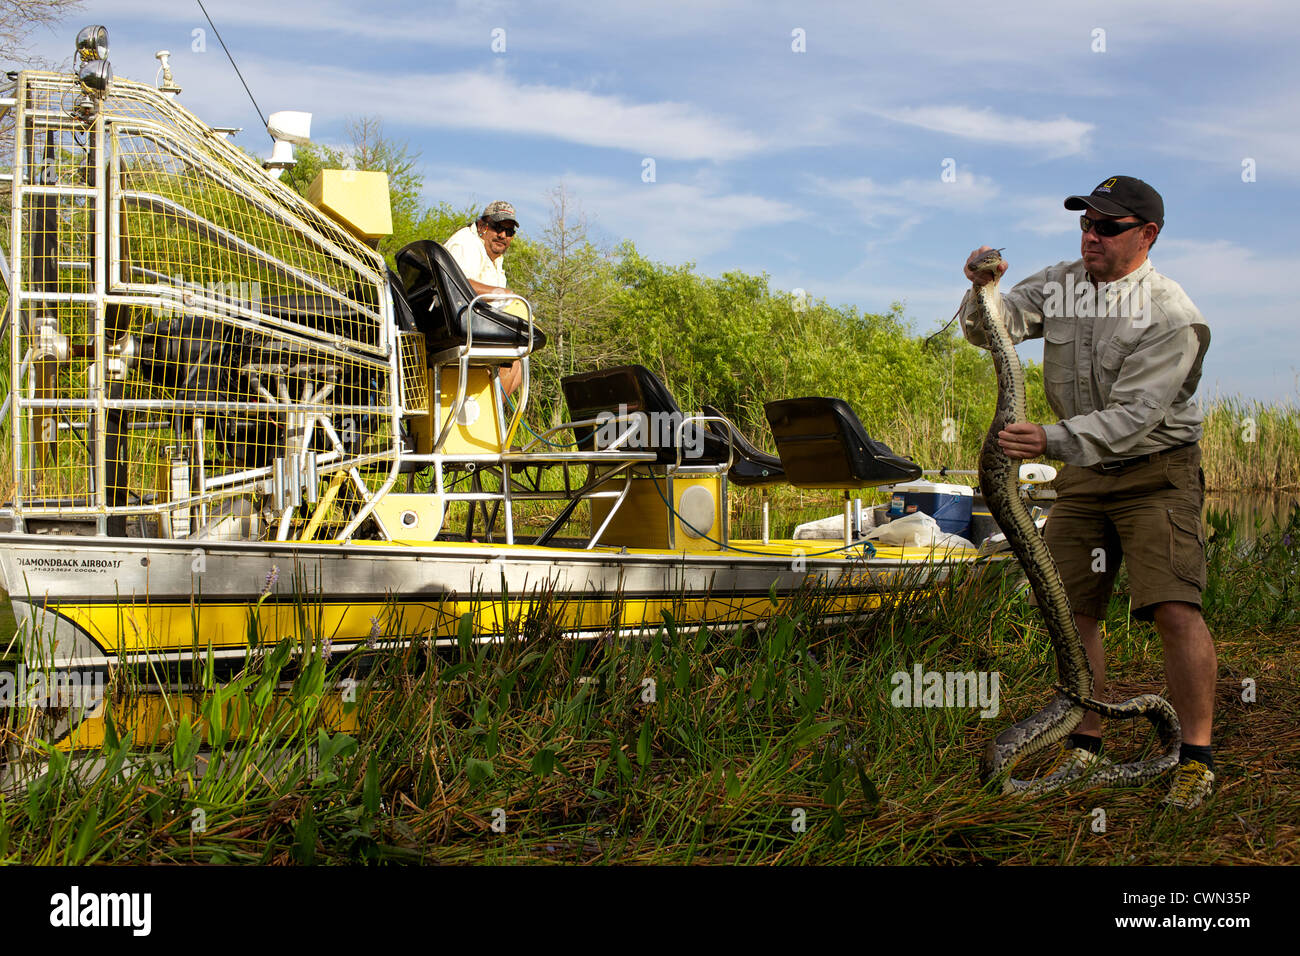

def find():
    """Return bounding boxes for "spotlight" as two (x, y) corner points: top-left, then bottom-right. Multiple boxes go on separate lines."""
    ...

(75, 25), (109, 62)
(77, 59), (113, 95)
(73, 24), (112, 108)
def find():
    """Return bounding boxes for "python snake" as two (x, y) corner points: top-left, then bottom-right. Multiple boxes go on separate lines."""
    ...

(968, 248), (1181, 795)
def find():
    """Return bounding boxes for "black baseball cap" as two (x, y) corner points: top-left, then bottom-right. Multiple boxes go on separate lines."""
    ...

(1064, 176), (1164, 229)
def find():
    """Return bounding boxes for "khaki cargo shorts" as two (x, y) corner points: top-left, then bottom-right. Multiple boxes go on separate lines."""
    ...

(1042, 444), (1206, 621)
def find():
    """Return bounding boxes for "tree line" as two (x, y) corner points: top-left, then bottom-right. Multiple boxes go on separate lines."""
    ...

(280, 120), (1051, 471)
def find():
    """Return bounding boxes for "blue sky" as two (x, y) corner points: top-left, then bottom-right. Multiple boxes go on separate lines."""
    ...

(19, 0), (1300, 403)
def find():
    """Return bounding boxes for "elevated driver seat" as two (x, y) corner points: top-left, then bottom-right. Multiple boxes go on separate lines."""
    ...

(395, 239), (546, 354)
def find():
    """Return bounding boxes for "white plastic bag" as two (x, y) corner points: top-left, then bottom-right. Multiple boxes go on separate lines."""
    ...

(864, 512), (941, 547)
(792, 505), (879, 540)
(861, 512), (976, 551)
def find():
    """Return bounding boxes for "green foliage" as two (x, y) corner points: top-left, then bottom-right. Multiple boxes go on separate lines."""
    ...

(7, 108), (1291, 492)
(262, 120), (1036, 469)
(601, 244), (1044, 469)
(2, 523), (1297, 865)
(1201, 397), (1300, 491)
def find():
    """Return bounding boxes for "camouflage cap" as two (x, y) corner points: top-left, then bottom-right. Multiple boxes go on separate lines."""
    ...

(481, 200), (518, 225)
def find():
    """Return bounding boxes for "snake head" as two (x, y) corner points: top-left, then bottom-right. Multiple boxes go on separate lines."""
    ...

(967, 247), (1005, 278)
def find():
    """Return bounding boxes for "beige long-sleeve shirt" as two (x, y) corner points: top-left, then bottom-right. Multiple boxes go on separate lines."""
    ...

(959, 258), (1210, 467)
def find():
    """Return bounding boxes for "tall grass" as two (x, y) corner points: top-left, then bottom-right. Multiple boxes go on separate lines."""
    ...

(2, 505), (1296, 864)
(1201, 397), (1300, 491)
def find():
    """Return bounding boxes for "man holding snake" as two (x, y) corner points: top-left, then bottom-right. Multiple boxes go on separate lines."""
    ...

(959, 176), (1216, 809)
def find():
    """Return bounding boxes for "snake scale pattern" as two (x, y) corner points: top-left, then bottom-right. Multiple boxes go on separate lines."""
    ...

(968, 249), (1182, 795)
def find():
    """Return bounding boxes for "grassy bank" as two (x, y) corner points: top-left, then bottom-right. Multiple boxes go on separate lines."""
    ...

(1, 505), (1296, 865)
(1201, 398), (1300, 491)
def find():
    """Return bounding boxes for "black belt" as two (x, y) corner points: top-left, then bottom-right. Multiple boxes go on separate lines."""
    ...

(1092, 441), (1197, 473)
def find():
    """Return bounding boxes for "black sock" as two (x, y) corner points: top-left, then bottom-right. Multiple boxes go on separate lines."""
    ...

(1179, 743), (1214, 772)
(1069, 733), (1102, 754)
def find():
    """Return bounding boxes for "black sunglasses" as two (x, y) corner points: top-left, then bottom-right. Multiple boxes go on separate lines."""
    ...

(1080, 215), (1145, 238)
(490, 223), (517, 237)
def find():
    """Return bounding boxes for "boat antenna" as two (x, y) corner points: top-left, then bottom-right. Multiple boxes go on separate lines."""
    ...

(194, 0), (269, 135)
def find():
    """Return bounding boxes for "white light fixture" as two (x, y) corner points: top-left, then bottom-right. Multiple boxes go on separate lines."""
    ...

(155, 50), (182, 98)
(264, 110), (312, 178)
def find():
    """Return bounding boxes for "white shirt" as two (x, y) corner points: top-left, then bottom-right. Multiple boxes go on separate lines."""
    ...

(444, 223), (507, 288)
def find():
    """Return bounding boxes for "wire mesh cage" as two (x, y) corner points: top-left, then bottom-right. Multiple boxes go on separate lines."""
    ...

(2, 70), (399, 540)
(1, 81), (13, 513)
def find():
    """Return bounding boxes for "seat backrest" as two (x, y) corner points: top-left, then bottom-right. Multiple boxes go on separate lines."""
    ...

(561, 365), (729, 466)
(700, 404), (785, 487)
(764, 397), (921, 488)
(395, 239), (546, 353)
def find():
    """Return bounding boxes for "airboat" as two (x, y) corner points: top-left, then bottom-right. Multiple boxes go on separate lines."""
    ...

(0, 27), (1008, 702)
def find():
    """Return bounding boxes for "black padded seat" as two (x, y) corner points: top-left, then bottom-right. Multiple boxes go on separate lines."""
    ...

(258, 292), (379, 345)
(561, 365), (730, 467)
(764, 397), (921, 488)
(395, 239), (546, 354)
(386, 267), (418, 334)
(699, 404), (785, 486)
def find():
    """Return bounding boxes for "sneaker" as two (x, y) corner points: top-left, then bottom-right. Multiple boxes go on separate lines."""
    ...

(1162, 760), (1214, 809)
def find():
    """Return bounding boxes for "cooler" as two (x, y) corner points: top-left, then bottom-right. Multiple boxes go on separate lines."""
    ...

(887, 481), (975, 537)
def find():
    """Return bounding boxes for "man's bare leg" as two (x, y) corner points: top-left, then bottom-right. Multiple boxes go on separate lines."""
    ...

(1152, 601), (1216, 746)
(1073, 613), (1106, 738)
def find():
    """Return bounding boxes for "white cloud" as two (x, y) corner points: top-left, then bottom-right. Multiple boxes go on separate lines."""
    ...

(189, 60), (764, 162)
(396, 70), (764, 161)
(73, 0), (494, 48)
(1153, 239), (1297, 301)
(416, 164), (805, 263)
(79, 45), (765, 163)
(1159, 103), (1300, 178)
(804, 169), (1001, 246)
(871, 106), (1092, 157)
(1010, 195), (1079, 236)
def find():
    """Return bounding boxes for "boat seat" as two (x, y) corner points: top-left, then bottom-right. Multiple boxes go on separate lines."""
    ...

(384, 266), (418, 334)
(699, 404), (785, 486)
(764, 397), (921, 488)
(561, 364), (730, 467)
(395, 239), (546, 354)
(258, 290), (379, 346)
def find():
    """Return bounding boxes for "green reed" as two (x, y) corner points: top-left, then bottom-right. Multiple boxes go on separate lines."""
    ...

(1200, 397), (1300, 491)
(1, 508), (1298, 865)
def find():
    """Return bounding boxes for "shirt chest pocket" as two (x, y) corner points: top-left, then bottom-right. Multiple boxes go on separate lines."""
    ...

(1096, 335), (1137, 385)
(1043, 319), (1076, 385)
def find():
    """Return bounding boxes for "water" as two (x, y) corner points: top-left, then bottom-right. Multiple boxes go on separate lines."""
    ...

(1205, 493), (1300, 539)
